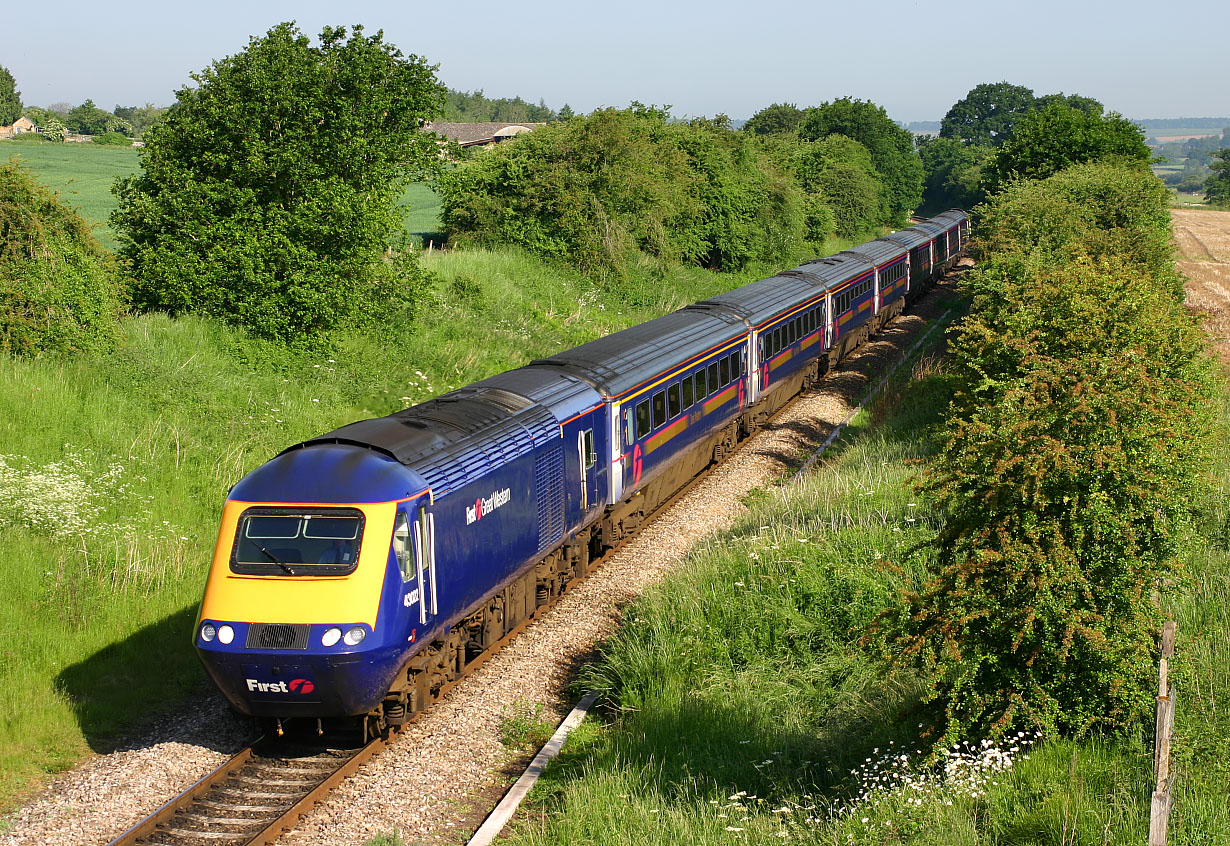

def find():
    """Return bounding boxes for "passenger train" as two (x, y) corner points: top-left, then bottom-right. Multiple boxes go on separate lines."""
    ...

(195, 211), (970, 732)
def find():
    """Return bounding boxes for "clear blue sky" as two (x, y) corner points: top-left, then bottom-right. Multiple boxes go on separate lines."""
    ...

(7, 0), (1228, 123)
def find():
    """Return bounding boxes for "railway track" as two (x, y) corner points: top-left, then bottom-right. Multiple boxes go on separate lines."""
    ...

(105, 725), (380, 846)
(100, 274), (965, 846)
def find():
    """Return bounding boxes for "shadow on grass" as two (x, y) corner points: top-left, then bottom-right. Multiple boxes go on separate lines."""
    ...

(55, 605), (236, 754)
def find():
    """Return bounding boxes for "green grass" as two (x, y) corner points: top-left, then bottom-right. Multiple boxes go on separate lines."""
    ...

(497, 322), (1230, 845)
(1, 142), (140, 249)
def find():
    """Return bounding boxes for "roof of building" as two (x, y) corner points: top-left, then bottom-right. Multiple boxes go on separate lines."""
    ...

(425, 122), (544, 147)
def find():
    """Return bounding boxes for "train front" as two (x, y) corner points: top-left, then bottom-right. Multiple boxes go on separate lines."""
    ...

(195, 442), (428, 721)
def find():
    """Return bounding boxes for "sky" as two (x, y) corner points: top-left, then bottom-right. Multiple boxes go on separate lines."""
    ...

(7, 0), (1229, 124)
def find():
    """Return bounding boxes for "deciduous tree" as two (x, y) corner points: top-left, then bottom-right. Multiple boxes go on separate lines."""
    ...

(799, 97), (923, 223)
(1205, 149), (1230, 205)
(940, 82), (1036, 147)
(989, 102), (1151, 185)
(744, 103), (804, 136)
(112, 22), (444, 344)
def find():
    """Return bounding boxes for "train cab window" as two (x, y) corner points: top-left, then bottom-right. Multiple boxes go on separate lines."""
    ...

(668, 383), (681, 418)
(682, 375), (694, 409)
(635, 399), (651, 441)
(695, 366), (707, 400)
(707, 362), (719, 394)
(393, 512), (413, 582)
(719, 356), (730, 386)
(231, 508), (364, 576)
(652, 390), (666, 429)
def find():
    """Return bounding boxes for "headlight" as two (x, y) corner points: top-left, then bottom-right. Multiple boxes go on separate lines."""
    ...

(200, 622), (216, 642)
(343, 626), (366, 646)
(322, 627), (342, 647)
(218, 625), (235, 645)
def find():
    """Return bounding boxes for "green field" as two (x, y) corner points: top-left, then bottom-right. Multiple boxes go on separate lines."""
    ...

(1, 140), (445, 250)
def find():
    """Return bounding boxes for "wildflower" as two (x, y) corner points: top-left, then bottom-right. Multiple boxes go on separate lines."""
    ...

(725, 827), (744, 832)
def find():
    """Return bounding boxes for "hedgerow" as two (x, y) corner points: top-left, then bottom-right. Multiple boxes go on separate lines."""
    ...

(0, 161), (124, 355)
(437, 106), (808, 274)
(881, 163), (1217, 744)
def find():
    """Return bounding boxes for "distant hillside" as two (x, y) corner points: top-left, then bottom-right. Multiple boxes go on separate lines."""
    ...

(1133, 117), (1230, 131)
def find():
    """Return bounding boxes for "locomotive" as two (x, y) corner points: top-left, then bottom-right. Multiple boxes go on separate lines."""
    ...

(195, 211), (969, 732)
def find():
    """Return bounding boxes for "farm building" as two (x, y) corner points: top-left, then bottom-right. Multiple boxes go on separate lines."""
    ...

(0, 117), (36, 139)
(425, 122), (543, 149)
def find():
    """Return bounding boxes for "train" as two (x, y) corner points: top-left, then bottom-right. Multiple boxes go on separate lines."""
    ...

(194, 210), (969, 733)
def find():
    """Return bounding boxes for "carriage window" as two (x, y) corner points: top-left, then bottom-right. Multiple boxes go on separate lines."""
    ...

(635, 399), (651, 440)
(652, 390), (666, 429)
(682, 375), (694, 409)
(708, 362), (719, 394)
(668, 383), (681, 418)
(719, 356), (730, 386)
(695, 366), (707, 400)
(732, 349), (742, 379)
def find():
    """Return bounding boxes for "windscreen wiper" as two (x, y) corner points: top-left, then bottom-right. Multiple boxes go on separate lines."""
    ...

(258, 546), (297, 575)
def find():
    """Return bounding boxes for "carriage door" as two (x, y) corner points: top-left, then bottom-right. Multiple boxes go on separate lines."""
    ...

(409, 504), (438, 625)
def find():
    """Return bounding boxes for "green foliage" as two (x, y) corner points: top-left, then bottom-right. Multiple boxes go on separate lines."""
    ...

(39, 117), (65, 143)
(940, 81), (1037, 147)
(0, 66), (20, 126)
(882, 162), (1216, 744)
(1034, 92), (1104, 115)
(917, 135), (991, 215)
(0, 161), (124, 356)
(743, 102), (804, 136)
(799, 97), (923, 223)
(111, 103), (166, 137)
(92, 132), (131, 147)
(989, 103), (1151, 185)
(442, 88), (557, 122)
(65, 99), (130, 136)
(1206, 149), (1230, 205)
(111, 22), (445, 345)
(438, 106), (807, 273)
(793, 134), (882, 239)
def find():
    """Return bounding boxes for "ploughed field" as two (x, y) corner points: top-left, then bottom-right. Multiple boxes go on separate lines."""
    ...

(1175, 208), (1230, 355)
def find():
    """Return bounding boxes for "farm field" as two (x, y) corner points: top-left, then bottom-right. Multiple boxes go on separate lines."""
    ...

(1177, 208), (1230, 356)
(0, 141), (444, 249)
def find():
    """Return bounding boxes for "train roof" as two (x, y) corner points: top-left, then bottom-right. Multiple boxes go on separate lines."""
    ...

(688, 270), (827, 329)
(285, 385), (561, 497)
(929, 209), (968, 229)
(880, 227), (932, 250)
(230, 443), (427, 505)
(839, 239), (908, 268)
(795, 252), (874, 291)
(530, 308), (746, 401)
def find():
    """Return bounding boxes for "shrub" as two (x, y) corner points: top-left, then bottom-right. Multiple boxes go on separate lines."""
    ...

(92, 132), (132, 146)
(0, 161), (124, 355)
(881, 163), (1216, 745)
(438, 106), (807, 274)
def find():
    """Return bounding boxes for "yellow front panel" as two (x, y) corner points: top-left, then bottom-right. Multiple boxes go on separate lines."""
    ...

(198, 500), (397, 628)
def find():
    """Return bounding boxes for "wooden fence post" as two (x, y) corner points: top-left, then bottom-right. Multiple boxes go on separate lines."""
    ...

(1149, 621), (1177, 846)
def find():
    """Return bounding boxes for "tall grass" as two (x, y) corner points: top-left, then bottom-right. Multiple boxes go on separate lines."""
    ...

(503, 342), (1230, 844)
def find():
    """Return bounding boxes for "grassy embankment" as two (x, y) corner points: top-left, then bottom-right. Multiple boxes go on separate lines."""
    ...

(0, 145), (862, 815)
(485, 346), (1229, 845)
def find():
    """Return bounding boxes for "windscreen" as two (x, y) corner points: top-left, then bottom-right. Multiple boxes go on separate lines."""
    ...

(230, 507), (364, 576)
